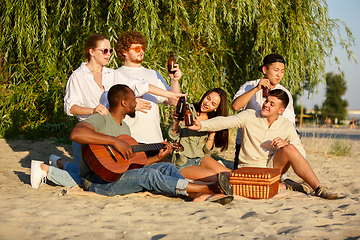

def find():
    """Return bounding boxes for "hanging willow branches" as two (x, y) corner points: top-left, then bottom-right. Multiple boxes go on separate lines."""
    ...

(0, 0), (356, 139)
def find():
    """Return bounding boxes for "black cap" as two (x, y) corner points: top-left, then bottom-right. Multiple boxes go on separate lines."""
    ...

(258, 54), (285, 72)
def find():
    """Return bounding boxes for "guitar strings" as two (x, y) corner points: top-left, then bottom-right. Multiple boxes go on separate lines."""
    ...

(131, 143), (164, 153)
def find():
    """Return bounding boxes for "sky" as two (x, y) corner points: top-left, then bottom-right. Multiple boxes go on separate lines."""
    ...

(300, 0), (360, 111)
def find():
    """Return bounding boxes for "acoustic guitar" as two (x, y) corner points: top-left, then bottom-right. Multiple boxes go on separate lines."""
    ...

(82, 134), (184, 182)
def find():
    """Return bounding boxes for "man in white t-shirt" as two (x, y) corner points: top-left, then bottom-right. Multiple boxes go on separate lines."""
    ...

(114, 31), (182, 153)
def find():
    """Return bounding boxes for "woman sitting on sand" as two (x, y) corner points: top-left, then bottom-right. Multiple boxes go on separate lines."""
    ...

(168, 88), (232, 183)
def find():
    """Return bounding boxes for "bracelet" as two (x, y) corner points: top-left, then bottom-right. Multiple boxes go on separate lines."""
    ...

(207, 138), (214, 141)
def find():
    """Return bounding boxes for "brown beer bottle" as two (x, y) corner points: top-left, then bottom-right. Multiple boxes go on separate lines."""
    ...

(176, 96), (186, 121)
(167, 51), (176, 74)
(262, 87), (269, 98)
(184, 104), (193, 126)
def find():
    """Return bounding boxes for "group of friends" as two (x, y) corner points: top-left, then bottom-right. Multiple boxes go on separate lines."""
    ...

(30, 31), (338, 205)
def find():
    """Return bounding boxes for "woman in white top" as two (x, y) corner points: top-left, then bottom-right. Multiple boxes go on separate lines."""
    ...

(33, 34), (129, 188)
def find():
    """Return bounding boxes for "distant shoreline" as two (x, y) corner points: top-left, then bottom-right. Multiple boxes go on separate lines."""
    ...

(298, 126), (360, 140)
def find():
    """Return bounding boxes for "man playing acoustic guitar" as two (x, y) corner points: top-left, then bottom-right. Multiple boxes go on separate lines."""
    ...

(66, 84), (233, 204)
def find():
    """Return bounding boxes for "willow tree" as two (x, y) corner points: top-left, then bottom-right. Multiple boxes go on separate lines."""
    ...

(0, 0), (356, 139)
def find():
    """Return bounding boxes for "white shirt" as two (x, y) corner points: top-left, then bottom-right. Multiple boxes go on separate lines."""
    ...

(64, 63), (149, 121)
(99, 70), (150, 108)
(232, 79), (296, 144)
(64, 63), (114, 121)
(117, 66), (170, 143)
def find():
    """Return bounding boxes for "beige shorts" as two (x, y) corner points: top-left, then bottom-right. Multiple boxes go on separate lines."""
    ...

(237, 156), (274, 169)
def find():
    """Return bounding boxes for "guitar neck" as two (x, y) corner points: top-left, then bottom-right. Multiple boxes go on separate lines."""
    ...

(131, 143), (164, 153)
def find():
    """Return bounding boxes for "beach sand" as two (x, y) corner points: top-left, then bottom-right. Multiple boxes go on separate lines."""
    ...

(0, 135), (359, 239)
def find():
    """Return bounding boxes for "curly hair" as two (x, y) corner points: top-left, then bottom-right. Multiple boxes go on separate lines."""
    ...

(115, 31), (147, 62)
(193, 88), (229, 152)
(84, 33), (109, 62)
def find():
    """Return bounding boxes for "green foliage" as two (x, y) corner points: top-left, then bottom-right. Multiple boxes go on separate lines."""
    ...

(0, 0), (356, 140)
(330, 140), (352, 157)
(321, 72), (348, 122)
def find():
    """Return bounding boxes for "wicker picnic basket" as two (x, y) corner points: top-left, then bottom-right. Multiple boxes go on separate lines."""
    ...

(229, 167), (281, 199)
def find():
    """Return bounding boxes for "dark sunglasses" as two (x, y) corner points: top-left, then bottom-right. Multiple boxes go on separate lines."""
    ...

(95, 48), (114, 55)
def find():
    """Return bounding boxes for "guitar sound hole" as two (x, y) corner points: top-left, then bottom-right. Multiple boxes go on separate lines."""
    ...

(105, 145), (117, 162)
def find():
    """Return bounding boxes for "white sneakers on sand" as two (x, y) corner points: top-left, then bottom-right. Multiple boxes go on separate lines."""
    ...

(49, 154), (61, 168)
(30, 160), (47, 189)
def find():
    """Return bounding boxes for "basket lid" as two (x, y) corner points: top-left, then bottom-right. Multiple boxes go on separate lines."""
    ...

(230, 167), (280, 179)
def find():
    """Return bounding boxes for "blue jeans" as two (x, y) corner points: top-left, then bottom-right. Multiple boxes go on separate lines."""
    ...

(63, 141), (81, 175)
(46, 141), (83, 188)
(48, 165), (83, 188)
(88, 162), (189, 196)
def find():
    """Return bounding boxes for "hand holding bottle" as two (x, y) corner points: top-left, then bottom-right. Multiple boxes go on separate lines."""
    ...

(167, 51), (182, 81)
(184, 104), (193, 126)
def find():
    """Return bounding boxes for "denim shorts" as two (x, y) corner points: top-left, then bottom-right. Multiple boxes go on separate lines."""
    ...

(176, 157), (205, 171)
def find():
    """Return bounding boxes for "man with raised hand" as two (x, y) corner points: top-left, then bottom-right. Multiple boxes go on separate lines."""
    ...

(115, 31), (182, 150)
(232, 54), (296, 169)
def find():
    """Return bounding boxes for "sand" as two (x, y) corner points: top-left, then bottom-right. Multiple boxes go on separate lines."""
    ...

(0, 134), (359, 239)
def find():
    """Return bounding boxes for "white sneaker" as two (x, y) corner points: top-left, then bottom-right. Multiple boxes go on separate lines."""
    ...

(49, 154), (61, 168)
(31, 160), (47, 189)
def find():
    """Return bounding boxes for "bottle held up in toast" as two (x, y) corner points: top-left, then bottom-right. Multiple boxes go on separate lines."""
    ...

(167, 51), (176, 74)
(176, 96), (186, 121)
(184, 104), (193, 126)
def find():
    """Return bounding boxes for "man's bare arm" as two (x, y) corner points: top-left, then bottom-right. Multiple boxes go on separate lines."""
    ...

(164, 63), (181, 106)
(232, 87), (258, 111)
(145, 141), (172, 165)
(232, 79), (271, 111)
(70, 122), (133, 160)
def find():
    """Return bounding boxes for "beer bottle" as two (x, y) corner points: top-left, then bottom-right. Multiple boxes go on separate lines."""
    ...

(167, 51), (176, 74)
(262, 87), (269, 98)
(176, 96), (186, 121)
(184, 104), (194, 126)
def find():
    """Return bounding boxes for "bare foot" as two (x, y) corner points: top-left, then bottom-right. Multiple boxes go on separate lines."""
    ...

(279, 183), (286, 190)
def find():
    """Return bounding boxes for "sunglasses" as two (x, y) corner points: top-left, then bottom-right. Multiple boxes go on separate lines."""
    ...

(129, 46), (144, 53)
(95, 48), (113, 55)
